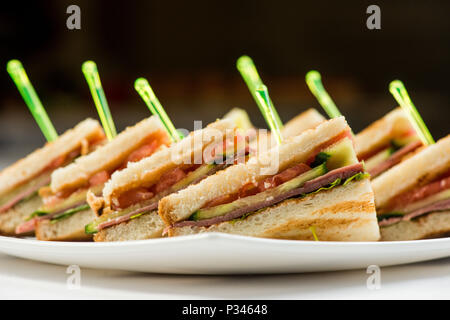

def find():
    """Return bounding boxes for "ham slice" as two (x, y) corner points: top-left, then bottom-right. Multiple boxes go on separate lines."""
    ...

(0, 176), (51, 214)
(174, 163), (364, 228)
(15, 200), (88, 234)
(368, 141), (422, 178)
(379, 199), (450, 227)
(96, 201), (159, 231)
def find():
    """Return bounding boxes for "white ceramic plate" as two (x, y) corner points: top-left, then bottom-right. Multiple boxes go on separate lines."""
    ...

(0, 233), (449, 274)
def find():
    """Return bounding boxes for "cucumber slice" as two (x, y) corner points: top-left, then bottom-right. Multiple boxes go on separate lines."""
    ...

(391, 135), (419, 150)
(364, 147), (393, 172)
(170, 163), (216, 192)
(0, 170), (51, 208)
(40, 184), (104, 214)
(322, 138), (357, 171)
(191, 163), (327, 221)
(50, 204), (90, 223)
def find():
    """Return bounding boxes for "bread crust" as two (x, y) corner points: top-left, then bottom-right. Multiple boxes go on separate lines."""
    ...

(380, 211), (450, 241)
(0, 195), (42, 236)
(50, 116), (168, 193)
(159, 117), (353, 225)
(102, 118), (236, 209)
(252, 108), (326, 151)
(169, 179), (380, 241)
(372, 135), (450, 209)
(355, 107), (413, 159)
(281, 108), (325, 139)
(35, 209), (97, 241)
(0, 118), (104, 196)
(93, 211), (165, 242)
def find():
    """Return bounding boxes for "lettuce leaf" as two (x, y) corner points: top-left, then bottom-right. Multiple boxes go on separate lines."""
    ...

(26, 210), (49, 221)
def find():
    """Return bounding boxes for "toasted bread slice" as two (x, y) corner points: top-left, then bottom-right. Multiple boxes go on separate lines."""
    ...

(380, 211), (450, 241)
(251, 109), (325, 152)
(355, 107), (414, 159)
(102, 118), (236, 210)
(281, 108), (325, 139)
(0, 118), (104, 197)
(50, 116), (168, 193)
(223, 108), (254, 131)
(35, 208), (97, 241)
(0, 195), (42, 236)
(170, 179), (380, 241)
(159, 117), (352, 225)
(93, 211), (165, 242)
(372, 135), (450, 210)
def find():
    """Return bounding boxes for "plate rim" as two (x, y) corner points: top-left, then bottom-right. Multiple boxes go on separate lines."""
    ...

(0, 233), (449, 249)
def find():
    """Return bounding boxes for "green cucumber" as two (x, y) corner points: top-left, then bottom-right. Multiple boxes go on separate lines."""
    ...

(364, 147), (394, 172)
(190, 163), (327, 221)
(39, 184), (104, 214)
(170, 163), (216, 192)
(0, 170), (51, 208)
(50, 204), (90, 223)
(322, 138), (357, 171)
(391, 135), (419, 150)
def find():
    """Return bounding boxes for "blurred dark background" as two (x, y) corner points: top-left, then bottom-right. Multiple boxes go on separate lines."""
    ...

(0, 1), (449, 164)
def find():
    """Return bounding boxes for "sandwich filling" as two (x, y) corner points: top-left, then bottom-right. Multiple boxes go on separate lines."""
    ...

(360, 130), (422, 179)
(0, 133), (105, 217)
(16, 131), (167, 234)
(85, 133), (252, 234)
(171, 132), (369, 230)
(378, 171), (450, 227)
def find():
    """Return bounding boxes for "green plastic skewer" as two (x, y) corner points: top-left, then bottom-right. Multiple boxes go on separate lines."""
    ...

(7, 60), (58, 142)
(82, 61), (117, 141)
(256, 85), (283, 145)
(389, 80), (434, 146)
(236, 56), (283, 129)
(134, 78), (182, 142)
(305, 70), (342, 119)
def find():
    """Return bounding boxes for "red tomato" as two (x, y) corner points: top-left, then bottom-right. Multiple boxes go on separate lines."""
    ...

(203, 193), (239, 209)
(258, 163), (310, 192)
(89, 170), (110, 187)
(115, 188), (154, 210)
(126, 141), (159, 164)
(153, 167), (187, 194)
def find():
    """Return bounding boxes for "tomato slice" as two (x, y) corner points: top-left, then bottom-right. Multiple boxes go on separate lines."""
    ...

(89, 170), (110, 187)
(153, 167), (187, 194)
(114, 187), (154, 210)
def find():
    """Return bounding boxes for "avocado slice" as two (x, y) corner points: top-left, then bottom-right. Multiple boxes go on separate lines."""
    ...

(191, 163), (327, 221)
